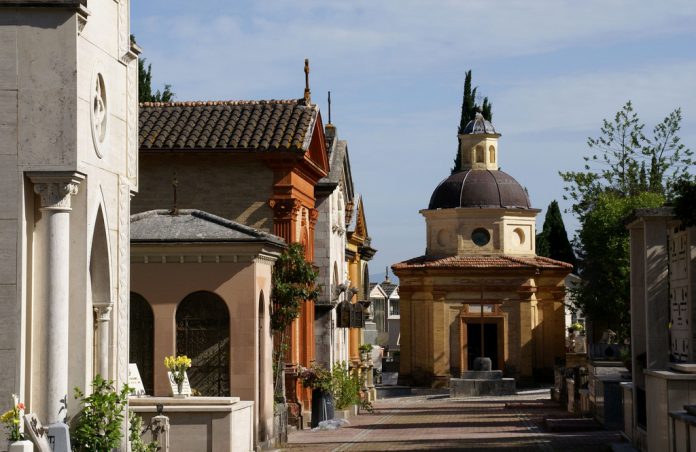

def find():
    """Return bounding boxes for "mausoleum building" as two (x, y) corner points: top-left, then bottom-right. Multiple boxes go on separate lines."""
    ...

(393, 114), (572, 386)
(0, 0), (139, 435)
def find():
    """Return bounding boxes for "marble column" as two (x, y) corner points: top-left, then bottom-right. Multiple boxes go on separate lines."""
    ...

(94, 305), (112, 379)
(29, 172), (84, 424)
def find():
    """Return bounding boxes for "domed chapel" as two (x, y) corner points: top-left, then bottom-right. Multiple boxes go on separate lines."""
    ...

(392, 113), (573, 386)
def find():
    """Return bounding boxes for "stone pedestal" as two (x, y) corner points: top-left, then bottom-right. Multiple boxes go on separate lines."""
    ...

(151, 414), (170, 452)
(450, 356), (515, 397)
(129, 397), (253, 452)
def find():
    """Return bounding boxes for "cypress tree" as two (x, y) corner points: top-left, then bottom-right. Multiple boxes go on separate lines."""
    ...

(452, 71), (493, 174)
(536, 200), (576, 269)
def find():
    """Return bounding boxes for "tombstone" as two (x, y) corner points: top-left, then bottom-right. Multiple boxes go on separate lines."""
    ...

(47, 424), (71, 452)
(167, 371), (192, 397)
(22, 414), (51, 452)
(129, 363), (147, 396)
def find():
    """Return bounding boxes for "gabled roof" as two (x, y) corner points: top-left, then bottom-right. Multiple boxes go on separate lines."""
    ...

(139, 99), (317, 153)
(369, 283), (387, 299)
(392, 255), (573, 271)
(131, 209), (285, 246)
(380, 282), (399, 298)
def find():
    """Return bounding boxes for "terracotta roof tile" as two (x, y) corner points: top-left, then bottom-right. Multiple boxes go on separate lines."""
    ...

(392, 255), (573, 270)
(139, 100), (317, 152)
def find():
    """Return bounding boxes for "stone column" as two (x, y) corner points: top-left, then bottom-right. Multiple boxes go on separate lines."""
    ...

(29, 172), (84, 424)
(94, 305), (112, 378)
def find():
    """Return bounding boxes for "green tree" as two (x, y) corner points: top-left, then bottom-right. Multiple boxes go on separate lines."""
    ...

(138, 58), (174, 103)
(270, 243), (319, 400)
(569, 191), (663, 339)
(536, 200), (576, 269)
(560, 101), (693, 338)
(452, 70), (493, 173)
(673, 179), (696, 227)
(560, 101), (693, 214)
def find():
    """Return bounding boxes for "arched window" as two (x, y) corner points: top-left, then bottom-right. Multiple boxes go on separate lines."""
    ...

(489, 145), (496, 163)
(130, 292), (154, 395)
(475, 145), (484, 163)
(176, 291), (230, 396)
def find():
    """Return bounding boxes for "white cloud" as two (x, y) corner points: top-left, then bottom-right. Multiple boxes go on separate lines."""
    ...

(132, 0), (696, 274)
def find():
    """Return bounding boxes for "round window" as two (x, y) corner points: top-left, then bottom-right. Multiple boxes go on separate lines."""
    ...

(471, 228), (490, 247)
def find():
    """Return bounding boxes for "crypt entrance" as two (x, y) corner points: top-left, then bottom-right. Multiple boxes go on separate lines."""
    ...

(459, 304), (506, 373)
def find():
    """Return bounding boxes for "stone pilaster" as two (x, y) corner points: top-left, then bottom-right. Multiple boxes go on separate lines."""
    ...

(28, 171), (84, 424)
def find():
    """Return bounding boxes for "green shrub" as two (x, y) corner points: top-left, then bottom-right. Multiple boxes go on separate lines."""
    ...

(331, 361), (361, 410)
(129, 411), (158, 452)
(72, 375), (130, 451)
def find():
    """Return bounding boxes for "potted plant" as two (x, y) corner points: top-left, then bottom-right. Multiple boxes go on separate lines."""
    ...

(330, 361), (361, 418)
(298, 363), (334, 428)
(358, 343), (373, 362)
(1, 395), (31, 451)
(164, 355), (192, 397)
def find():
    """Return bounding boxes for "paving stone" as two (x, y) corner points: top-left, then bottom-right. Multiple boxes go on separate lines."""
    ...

(284, 390), (626, 451)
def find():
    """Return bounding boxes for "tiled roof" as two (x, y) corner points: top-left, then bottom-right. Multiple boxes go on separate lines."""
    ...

(378, 281), (398, 298)
(139, 100), (317, 152)
(131, 209), (285, 246)
(392, 255), (573, 271)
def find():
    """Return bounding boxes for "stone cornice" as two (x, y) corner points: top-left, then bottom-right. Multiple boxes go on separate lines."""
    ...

(28, 171), (85, 211)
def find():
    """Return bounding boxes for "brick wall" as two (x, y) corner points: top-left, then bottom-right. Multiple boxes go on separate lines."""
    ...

(133, 153), (275, 230)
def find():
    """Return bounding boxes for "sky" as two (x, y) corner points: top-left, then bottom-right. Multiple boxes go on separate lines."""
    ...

(131, 0), (696, 282)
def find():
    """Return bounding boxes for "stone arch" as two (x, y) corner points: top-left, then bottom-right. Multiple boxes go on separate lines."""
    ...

(89, 206), (111, 306)
(176, 291), (230, 396)
(489, 145), (496, 163)
(129, 292), (154, 395)
(89, 205), (112, 378)
(475, 145), (485, 163)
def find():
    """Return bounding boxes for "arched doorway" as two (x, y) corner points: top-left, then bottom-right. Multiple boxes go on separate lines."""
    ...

(176, 291), (230, 396)
(130, 292), (154, 395)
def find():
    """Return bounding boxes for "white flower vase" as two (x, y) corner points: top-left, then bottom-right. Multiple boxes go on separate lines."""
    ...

(8, 440), (33, 452)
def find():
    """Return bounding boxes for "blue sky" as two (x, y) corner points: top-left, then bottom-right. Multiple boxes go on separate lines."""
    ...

(131, 0), (696, 282)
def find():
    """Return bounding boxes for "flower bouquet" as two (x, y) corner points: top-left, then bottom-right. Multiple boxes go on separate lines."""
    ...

(164, 355), (192, 396)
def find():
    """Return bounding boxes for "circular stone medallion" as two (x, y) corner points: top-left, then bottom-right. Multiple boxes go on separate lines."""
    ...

(90, 72), (108, 158)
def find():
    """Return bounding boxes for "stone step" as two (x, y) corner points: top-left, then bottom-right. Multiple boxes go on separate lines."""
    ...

(505, 402), (553, 409)
(376, 385), (412, 398)
(545, 417), (602, 432)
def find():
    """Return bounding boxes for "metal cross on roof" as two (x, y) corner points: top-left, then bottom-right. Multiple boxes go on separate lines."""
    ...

(304, 58), (311, 105)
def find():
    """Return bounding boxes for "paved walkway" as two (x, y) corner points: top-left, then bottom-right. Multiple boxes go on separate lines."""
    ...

(282, 390), (627, 451)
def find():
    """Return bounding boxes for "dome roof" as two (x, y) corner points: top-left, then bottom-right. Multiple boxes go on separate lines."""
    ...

(462, 112), (496, 135)
(428, 170), (531, 210)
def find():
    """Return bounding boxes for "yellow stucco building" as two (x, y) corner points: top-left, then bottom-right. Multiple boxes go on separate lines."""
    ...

(393, 113), (572, 386)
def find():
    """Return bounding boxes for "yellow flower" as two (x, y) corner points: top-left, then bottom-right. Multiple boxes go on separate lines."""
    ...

(0, 409), (13, 423)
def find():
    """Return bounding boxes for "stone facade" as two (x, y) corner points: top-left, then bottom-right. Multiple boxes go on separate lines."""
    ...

(314, 123), (352, 369)
(0, 0), (139, 444)
(625, 208), (696, 452)
(130, 210), (283, 446)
